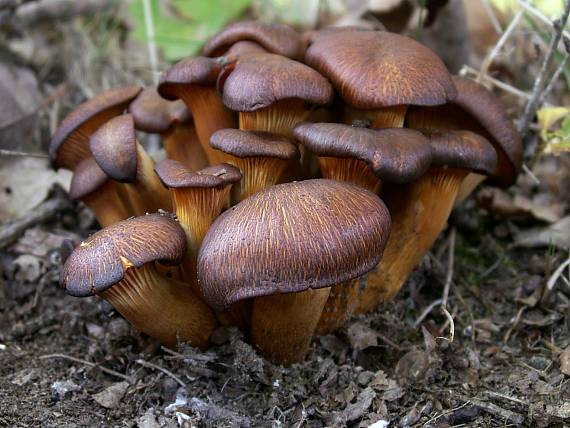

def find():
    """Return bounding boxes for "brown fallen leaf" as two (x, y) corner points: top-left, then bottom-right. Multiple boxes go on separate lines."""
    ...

(347, 321), (378, 351)
(514, 216), (570, 250)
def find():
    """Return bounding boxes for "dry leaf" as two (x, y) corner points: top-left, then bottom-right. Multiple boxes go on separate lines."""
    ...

(514, 216), (570, 250)
(560, 347), (570, 376)
(0, 158), (71, 222)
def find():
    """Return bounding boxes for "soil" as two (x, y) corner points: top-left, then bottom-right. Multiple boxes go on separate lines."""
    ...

(1, 191), (569, 427)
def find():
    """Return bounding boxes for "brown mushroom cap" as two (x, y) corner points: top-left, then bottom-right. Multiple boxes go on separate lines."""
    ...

(450, 76), (522, 184)
(157, 57), (223, 101)
(128, 88), (191, 133)
(210, 129), (300, 160)
(426, 130), (498, 175)
(89, 114), (137, 183)
(220, 53), (333, 112)
(155, 160), (242, 189)
(293, 123), (432, 183)
(49, 86), (142, 168)
(198, 178), (391, 310)
(203, 20), (304, 60)
(304, 30), (456, 108)
(69, 157), (110, 200)
(61, 213), (186, 297)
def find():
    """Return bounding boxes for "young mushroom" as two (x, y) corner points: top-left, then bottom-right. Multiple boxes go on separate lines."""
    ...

(406, 75), (523, 200)
(128, 88), (208, 171)
(60, 213), (218, 349)
(210, 129), (301, 202)
(357, 130), (498, 313)
(89, 114), (171, 215)
(158, 57), (236, 164)
(203, 20), (304, 60)
(219, 53), (333, 137)
(49, 86), (142, 170)
(69, 157), (133, 227)
(304, 29), (456, 128)
(198, 179), (391, 365)
(154, 160), (241, 287)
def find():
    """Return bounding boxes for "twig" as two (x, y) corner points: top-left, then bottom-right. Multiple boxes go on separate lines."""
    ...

(135, 359), (186, 388)
(479, 0), (503, 35)
(480, 10), (524, 78)
(442, 228), (456, 307)
(461, 65), (533, 100)
(546, 257), (570, 292)
(141, 0), (159, 85)
(0, 149), (49, 159)
(0, 196), (70, 250)
(518, 0), (570, 137)
(540, 50), (570, 105)
(503, 306), (527, 343)
(461, 396), (525, 424)
(40, 353), (133, 383)
(414, 298), (443, 327)
(518, 0), (570, 43)
(522, 163), (541, 184)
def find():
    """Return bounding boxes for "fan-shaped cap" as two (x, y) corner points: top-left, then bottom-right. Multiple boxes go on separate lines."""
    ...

(451, 76), (522, 184)
(128, 88), (191, 133)
(89, 114), (137, 183)
(294, 123), (432, 183)
(203, 21), (304, 60)
(210, 129), (300, 160)
(220, 53), (333, 112)
(158, 57), (223, 100)
(224, 40), (268, 58)
(61, 213), (187, 297)
(198, 179), (391, 310)
(155, 160), (242, 189)
(304, 30), (456, 108)
(49, 86), (142, 167)
(69, 157), (110, 200)
(426, 130), (498, 176)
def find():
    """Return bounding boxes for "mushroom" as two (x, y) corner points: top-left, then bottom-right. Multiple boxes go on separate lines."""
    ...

(157, 56), (236, 164)
(210, 129), (301, 202)
(203, 20), (304, 60)
(219, 53), (333, 137)
(128, 88), (208, 171)
(293, 123), (432, 332)
(357, 130), (498, 313)
(406, 75), (523, 200)
(49, 86), (142, 170)
(154, 160), (241, 286)
(69, 157), (133, 227)
(304, 29), (456, 128)
(89, 114), (171, 215)
(60, 213), (217, 349)
(198, 179), (391, 365)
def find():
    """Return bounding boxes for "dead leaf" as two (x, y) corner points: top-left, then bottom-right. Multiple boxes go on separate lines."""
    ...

(92, 381), (129, 409)
(514, 216), (570, 250)
(478, 188), (565, 223)
(394, 350), (429, 384)
(560, 347), (570, 376)
(0, 62), (42, 151)
(0, 158), (71, 222)
(347, 322), (378, 351)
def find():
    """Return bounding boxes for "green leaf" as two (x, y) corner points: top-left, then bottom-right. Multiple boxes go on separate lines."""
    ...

(128, 0), (252, 61)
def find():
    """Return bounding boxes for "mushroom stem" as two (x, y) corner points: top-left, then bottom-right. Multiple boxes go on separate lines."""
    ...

(357, 168), (467, 313)
(228, 156), (292, 203)
(342, 105), (408, 129)
(177, 87), (236, 164)
(454, 172), (486, 204)
(315, 279), (359, 334)
(81, 183), (131, 227)
(126, 144), (171, 215)
(251, 287), (331, 365)
(171, 186), (232, 285)
(163, 124), (209, 171)
(239, 99), (310, 137)
(100, 263), (217, 349)
(318, 157), (382, 193)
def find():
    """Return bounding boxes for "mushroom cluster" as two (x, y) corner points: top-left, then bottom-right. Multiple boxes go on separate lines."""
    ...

(52, 22), (522, 365)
